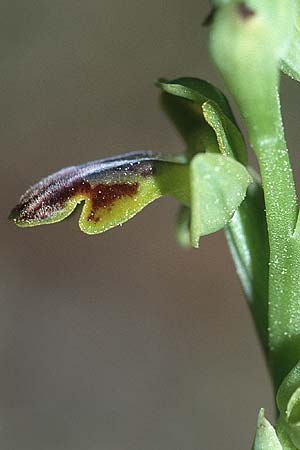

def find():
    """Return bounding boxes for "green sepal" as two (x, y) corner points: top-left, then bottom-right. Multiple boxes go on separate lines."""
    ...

(157, 77), (235, 122)
(253, 409), (283, 450)
(190, 153), (252, 248)
(157, 77), (247, 164)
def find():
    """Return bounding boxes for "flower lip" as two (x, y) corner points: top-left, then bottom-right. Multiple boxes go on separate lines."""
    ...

(8, 151), (173, 227)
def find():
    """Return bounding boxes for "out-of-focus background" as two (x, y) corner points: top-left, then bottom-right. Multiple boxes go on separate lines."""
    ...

(3, 1), (300, 449)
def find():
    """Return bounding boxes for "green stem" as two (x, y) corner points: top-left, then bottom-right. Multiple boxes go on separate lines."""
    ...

(211, 7), (300, 384)
(209, 2), (300, 387)
(246, 85), (299, 388)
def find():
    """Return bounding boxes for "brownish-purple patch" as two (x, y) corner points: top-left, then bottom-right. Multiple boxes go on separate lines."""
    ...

(10, 179), (139, 224)
(84, 182), (139, 222)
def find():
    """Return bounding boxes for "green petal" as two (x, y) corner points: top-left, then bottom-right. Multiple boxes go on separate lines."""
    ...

(202, 100), (247, 163)
(190, 153), (252, 248)
(9, 151), (189, 235)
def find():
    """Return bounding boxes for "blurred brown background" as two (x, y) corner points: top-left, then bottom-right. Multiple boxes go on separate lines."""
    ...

(3, 0), (300, 449)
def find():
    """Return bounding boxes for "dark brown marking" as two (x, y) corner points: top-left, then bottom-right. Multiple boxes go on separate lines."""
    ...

(85, 182), (139, 222)
(10, 180), (139, 224)
(237, 2), (255, 19)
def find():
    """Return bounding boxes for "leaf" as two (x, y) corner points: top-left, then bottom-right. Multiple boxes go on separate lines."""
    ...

(9, 151), (189, 235)
(253, 409), (283, 450)
(157, 77), (247, 164)
(190, 153), (252, 248)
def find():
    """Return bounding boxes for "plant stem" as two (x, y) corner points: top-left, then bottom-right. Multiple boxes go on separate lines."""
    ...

(209, 1), (300, 388)
(246, 85), (299, 388)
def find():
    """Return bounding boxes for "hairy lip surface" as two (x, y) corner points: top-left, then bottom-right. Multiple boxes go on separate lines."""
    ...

(9, 151), (166, 225)
(10, 180), (139, 224)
